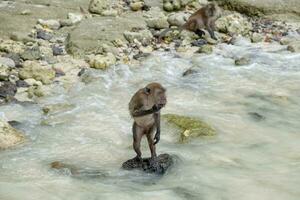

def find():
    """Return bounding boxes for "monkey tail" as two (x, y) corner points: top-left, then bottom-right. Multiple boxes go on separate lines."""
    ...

(158, 27), (180, 43)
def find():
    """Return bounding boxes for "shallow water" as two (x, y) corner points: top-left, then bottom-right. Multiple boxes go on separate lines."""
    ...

(1, 39), (300, 200)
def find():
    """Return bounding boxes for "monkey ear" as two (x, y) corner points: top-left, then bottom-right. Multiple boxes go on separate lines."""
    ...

(144, 87), (151, 95)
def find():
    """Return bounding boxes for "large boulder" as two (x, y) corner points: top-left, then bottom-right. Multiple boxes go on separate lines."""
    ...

(215, 0), (300, 21)
(215, 12), (252, 36)
(66, 12), (147, 57)
(0, 119), (25, 150)
(163, 114), (216, 143)
(19, 61), (56, 84)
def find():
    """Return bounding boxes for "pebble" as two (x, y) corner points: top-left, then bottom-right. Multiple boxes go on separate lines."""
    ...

(52, 45), (64, 56)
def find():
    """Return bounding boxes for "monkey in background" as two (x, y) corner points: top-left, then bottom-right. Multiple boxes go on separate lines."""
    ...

(129, 83), (167, 166)
(159, 2), (222, 41)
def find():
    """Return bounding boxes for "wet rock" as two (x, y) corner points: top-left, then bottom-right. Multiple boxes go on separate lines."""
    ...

(0, 57), (15, 68)
(163, 114), (216, 143)
(77, 68), (86, 77)
(16, 80), (30, 88)
(235, 57), (250, 66)
(37, 19), (60, 30)
(198, 44), (213, 54)
(248, 112), (266, 121)
(20, 46), (41, 61)
(19, 61), (56, 84)
(8, 121), (22, 128)
(144, 7), (169, 29)
(24, 78), (43, 86)
(167, 12), (189, 27)
(88, 53), (116, 70)
(182, 68), (198, 76)
(3, 53), (21, 68)
(215, 12), (252, 36)
(122, 154), (173, 174)
(50, 161), (106, 178)
(124, 30), (153, 44)
(251, 32), (265, 43)
(52, 45), (64, 56)
(27, 85), (45, 98)
(0, 81), (17, 99)
(191, 39), (208, 47)
(287, 41), (300, 53)
(42, 103), (75, 115)
(36, 30), (53, 41)
(133, 52), (151, 60)
(163, 0), (181, 11)
(0, 119), (25, 150)
(89, 0), (109, 15)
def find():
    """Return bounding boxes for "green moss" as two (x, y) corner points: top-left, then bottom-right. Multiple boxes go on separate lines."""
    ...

(163, 114), (216, 143)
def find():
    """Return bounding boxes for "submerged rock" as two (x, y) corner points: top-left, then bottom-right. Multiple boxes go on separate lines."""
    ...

(50, 161), (106, 178)
(122, 154), (173, 174)
(198, 44), (213, 54)
(0, 119), (25, 150)
(42, 103), (75, 115)
(235, 57), (250, 66)
(163, 114), (216, 143)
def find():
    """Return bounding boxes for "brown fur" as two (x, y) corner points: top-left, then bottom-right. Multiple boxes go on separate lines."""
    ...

(159, 2), (221, 41)
(128, 82), (167, 162)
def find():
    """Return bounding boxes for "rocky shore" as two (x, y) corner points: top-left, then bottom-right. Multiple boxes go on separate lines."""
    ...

(0, 0), (299, 149)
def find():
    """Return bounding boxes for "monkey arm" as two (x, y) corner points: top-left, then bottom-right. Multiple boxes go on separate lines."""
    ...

(131, 104), (162, 117)
(153, 112), (161, 145)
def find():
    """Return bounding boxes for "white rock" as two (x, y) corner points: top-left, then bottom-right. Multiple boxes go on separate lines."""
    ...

(37, 19), (61, 30)
(68, 13), (83, 24)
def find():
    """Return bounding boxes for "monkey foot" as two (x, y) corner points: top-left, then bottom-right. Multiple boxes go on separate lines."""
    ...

(122, 154), (173, 175)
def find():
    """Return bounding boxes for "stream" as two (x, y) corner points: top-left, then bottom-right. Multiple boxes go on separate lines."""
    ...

(1, 38), (300, 200)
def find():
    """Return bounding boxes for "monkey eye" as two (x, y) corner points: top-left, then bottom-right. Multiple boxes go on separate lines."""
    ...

(144, 87), (151, 94)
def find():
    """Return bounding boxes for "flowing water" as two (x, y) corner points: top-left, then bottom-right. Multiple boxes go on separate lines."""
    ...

(1, 38), (300, 200)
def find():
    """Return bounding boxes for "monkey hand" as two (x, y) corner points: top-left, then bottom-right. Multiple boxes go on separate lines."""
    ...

(152, 104), (163, 112)
(154, 133), (160, 145)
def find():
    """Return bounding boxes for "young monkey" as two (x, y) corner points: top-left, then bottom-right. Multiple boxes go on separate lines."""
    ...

(129, 82), (167, 166)
(159, 2), (221, 41)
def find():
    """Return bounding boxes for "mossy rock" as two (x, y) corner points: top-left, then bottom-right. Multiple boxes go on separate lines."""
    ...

(162, 114), (216, 143)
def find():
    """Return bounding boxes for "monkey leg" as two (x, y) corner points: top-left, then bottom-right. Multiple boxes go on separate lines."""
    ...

(146, 127), (159, 168)
(132, 122), (143, 161)
(207, 28), (217, 40)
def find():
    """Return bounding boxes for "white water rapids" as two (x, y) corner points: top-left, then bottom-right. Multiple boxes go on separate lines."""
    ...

(0, 38), (300, 200)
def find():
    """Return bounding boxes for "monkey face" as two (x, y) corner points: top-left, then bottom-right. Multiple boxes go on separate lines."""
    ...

(144, 82), (167, 107)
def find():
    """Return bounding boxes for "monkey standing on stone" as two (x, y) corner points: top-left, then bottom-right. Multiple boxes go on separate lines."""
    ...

(159, 2), (221, 41)
(129, 82), (167, 167)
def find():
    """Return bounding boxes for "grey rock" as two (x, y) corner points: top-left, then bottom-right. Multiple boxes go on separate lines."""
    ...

(16, 80), (30, 88)
(0, 57), (15, 68)
(52, 45), (64, 56)
(235, 57), (250, 66)
(248, 112), (266, 121)
(191, 39), (208, 47)
(4, 53), (21, 68)
(0, 81), (17, 98)
(89, 0), (109, 15)
(20, 46), (41, 60)
(37, 30), (53, 41)
(122, 154), (173, 174)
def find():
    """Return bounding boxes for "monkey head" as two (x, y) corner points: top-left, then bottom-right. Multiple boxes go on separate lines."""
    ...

(205, 2), (222, 18)
(144, 82), (167, 108)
